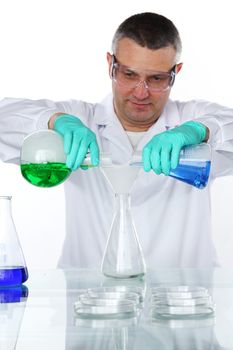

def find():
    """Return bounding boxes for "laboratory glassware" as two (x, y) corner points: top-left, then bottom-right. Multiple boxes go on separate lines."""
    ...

(169, 143), (211, 189)
(100, 161), (146, 279)
(20, 130), (71, 187)
(0, 285), (28, 350)
(131, 143), (211, 189)
(150, 285), (215, 320)
(0, 196), (28, 287)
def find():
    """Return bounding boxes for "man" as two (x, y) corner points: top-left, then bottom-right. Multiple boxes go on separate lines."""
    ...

(0, 12), (233, 268)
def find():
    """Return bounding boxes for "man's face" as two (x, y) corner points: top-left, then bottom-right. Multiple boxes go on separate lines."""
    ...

(107, 38), (182, 131)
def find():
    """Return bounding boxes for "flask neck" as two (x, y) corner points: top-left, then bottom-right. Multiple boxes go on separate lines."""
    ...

(115, 193), (131, 211)
(0, 196), (12, 216)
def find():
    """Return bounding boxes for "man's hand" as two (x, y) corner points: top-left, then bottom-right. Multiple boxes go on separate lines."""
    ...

(53, 114), (99, 171)
(142, 121), (207, 175)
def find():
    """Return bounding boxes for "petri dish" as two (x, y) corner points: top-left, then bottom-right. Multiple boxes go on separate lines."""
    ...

(74, 303), (137, 319)
(150, 304), (215, 319)
(74, 316), (138, 328)
(150, 316), (215, 328)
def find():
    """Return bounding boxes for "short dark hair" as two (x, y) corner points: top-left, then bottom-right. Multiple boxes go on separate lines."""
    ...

(112, 12), (182, 61)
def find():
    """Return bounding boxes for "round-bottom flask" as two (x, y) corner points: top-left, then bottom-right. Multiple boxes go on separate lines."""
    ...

(20, 130), (71, 188)
(0, 196), (28, 287)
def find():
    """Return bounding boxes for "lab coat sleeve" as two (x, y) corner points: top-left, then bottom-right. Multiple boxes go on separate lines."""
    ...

(0, 97), (95, 164)
(176, 100), (233, 177)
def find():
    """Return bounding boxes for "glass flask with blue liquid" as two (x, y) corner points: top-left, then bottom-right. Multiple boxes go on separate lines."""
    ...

(131, 143), (211, 189)
(0, 196), (28, 287)
(169, 143), (211, 189)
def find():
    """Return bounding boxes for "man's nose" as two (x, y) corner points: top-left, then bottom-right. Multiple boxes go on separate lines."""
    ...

(133, 81), (150, 99)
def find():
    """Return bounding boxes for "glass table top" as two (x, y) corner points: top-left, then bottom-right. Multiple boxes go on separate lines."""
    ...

(1, 268), (233, 349)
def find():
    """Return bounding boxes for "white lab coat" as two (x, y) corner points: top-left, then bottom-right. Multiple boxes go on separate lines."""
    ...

(0, 94), (233, 268)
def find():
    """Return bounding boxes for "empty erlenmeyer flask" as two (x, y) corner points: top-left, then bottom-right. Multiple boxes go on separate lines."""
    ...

(100, 163), (146, 279)
(20, 130), (71, 188)
(0, 196), (28, 287)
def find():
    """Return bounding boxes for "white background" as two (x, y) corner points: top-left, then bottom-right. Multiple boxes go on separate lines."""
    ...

(0, 0), (233, 269)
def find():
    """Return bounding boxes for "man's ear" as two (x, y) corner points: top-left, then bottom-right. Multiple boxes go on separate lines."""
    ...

(106, 52), (113, 77)
(176, 62), (183, 74)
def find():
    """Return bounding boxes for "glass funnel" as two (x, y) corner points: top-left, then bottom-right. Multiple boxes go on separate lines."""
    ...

(0, 196), (28, 287)
(20, 130), (71, 188)
(100, 160), (146, 279)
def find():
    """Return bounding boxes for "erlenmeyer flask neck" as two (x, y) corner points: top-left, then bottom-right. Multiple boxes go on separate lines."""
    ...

(0, 196), (14, 237)
(0, 195), (12, 213)
(115, 193), (130, 211)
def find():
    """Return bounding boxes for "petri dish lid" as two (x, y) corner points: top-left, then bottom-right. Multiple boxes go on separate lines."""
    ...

(77, 294), (137, 307)
(151, 286), (208, 293)
(88, 286), (144, 301)
(151, 285), (209, 299)
(87, 291), (141, 305)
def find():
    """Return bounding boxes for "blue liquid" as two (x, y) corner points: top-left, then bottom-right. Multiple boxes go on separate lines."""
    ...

(169, 161), (211, 189)
(0, 285), (28, 303)
(0, 266), (28, 287)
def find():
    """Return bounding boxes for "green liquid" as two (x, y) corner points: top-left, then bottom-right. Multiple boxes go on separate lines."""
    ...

(21, 162), (71, 188)
(80, 164), (95, 170)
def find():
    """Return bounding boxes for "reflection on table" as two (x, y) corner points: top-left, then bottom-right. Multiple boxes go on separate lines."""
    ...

(4, 269), (233, 349)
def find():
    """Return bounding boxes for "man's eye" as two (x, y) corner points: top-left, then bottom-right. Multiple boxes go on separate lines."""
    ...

(123, 70), (137, 79)
(151, 75), (167, 81)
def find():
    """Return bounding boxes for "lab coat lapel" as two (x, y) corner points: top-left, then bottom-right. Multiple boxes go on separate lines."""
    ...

(93, 94), (133, 162)
(136, 99), (181, 151)
(93, 95), (181, 158)
(100, 121), (136, 166)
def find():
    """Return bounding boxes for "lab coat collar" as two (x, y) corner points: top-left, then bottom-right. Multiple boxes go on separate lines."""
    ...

(93, 93), (181, 128)
(93, 93), (181, 156)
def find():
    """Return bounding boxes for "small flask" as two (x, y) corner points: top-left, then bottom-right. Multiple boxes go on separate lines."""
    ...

(0, 196), (28, 287)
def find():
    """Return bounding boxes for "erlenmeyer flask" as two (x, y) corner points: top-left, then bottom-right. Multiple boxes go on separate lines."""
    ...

(131, 143), (211, 189)
(0, 196), (28, 287)
(20, 130), (71, 188)
(169, 143), (211, 189)
(100, 164), (146, 279)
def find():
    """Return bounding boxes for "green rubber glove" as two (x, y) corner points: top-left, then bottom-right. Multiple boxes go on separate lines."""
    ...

(54, 114), (99, 171)
(142, 121), (206, 175)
